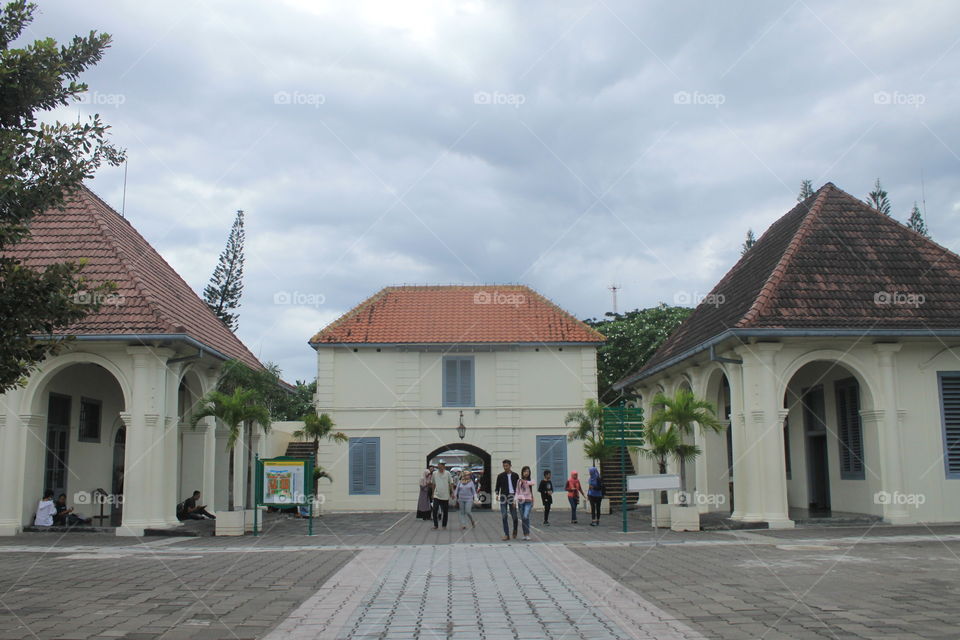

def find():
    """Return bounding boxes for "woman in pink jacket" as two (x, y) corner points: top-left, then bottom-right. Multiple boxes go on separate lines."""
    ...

(516, 466), (535, 540)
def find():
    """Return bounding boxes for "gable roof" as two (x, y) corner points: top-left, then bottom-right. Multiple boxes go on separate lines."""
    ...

(309, 285), (604, 346)
(4, 185), (264, 370)
(618, 182), (960, 386)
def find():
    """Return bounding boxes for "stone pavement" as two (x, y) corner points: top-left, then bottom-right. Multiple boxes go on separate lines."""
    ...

(266, 544), (704, 640)
(2, 518), (960, 638)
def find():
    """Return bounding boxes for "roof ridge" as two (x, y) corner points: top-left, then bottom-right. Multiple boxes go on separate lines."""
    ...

(736, 183), (832, 328)
(78, 187), (181, 333)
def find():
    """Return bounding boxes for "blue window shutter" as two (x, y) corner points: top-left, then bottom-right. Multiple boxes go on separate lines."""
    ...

(444, 358), (458, 406)
(349, 437), (381, 495)
(442, 356), (475, 407)
(537, 436), (567, 484)
(940, 373), (960, 478)
(460, 358), (474, 406)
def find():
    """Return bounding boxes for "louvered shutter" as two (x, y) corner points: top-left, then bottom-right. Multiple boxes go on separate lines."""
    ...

(537, 436), (567, 485)
(349, 437), (381, 495)
(459, 358), (474, 406)
(442, 356), (474, 407)
(836, 379), (864, 479)
(940, 374), (960, 477)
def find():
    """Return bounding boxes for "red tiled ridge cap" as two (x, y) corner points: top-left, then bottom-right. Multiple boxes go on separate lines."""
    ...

(737, 184), (832, 328)
(309, 284), (604, 345)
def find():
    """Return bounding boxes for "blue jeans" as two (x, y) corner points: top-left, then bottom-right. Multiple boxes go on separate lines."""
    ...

(568, 496), (579, 521)
(500, 496), (517, 536)
(518, 501), (532, 535)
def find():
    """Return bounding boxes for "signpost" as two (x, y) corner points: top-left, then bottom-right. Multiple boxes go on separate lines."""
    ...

(601, 403), (645, 533)
(254, 455), (316, 536)
(627, 473), (681, 534)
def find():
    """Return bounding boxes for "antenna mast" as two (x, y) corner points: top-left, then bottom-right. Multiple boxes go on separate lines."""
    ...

(608, 284), (620, 314)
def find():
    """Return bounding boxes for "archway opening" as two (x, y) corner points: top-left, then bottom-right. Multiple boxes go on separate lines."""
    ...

(32, 362), (126, 528)
(426, 443), (492, 510)
(783, 360), (878, 519)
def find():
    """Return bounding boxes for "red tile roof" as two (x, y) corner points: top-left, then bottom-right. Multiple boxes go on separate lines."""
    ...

(310, 285), (604, 346)
(4, 186), (264, 370)
(621, 182), (960, 384)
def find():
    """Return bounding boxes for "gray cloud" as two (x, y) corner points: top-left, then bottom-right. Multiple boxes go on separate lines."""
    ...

(30, 0), (960, 382)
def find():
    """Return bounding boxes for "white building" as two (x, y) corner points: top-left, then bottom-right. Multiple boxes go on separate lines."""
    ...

(616, 183), (960, 527)
(306, 285), (604, 511)
(0, 187), (267, 536)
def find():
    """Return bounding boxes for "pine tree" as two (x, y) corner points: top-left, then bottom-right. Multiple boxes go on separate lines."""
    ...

(907, 202), (930, 238)
(866, 179), (892, 215)
(204, 210), (245, 331)
(797, 179), (814, 202)
(741, 229), (756, 255)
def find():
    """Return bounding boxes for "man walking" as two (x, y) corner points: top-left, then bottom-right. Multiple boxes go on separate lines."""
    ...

(431, 461), (454, 530)
(495, 459), (520, 541)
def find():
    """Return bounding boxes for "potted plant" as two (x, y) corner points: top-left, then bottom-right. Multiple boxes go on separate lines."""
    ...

(645, 388), (723, 531)
(191, 387), (271, 535)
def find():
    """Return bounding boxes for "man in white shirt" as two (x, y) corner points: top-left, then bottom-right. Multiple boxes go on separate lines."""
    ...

(430, 461), (454, 530)
(34, 490), (57, 527)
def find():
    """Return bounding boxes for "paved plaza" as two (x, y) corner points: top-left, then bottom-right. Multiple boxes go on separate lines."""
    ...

(1, 511), (959, 639)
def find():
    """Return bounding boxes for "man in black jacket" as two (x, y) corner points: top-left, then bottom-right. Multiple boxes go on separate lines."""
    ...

(494, 459), (520, 540)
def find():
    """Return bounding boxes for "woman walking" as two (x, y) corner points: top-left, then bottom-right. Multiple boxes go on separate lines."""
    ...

(516, 466), (535, 540)
(587, 466), (605, 526)
(416, 468), (432, 520)
(456, 473), (478, 529)
(565, 471), (586, 523)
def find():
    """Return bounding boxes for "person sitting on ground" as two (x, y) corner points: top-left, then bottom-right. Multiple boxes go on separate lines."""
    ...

(178, 491), (216, 520)
(34, 490), (56, 527)
(53, 493), (92, 526)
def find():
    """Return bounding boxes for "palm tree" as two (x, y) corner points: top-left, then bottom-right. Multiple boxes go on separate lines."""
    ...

(638, 422), (700, 505)
(293, 412), (346, 483)
(646, 388), (723, 504)
(293, 412), (347, 445)
(191, 387), (271, 511)
(564, 399), (614, 466)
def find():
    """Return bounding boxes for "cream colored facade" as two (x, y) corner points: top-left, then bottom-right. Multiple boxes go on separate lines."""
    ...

(0, 342), (266, 536)
(310, 344), (598, 511)
(625, 336), (960, 527)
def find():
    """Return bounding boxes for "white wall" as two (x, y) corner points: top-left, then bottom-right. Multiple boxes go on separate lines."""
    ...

(313, 344), (597, 511)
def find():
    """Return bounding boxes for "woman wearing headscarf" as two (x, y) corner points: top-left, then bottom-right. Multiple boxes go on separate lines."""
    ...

(565, 471), (586, 524)
(417, 468), (433, 520)
(587, 466), (605, 526)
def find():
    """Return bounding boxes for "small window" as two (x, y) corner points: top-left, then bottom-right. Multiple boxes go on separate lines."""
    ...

(835, 378), (864, 479)
(349, 437), (380, 495)
(939, 372), (960, 478)
(78, 397), (102, 442)
(442, 356), (474, 407)
(536, 435), (568, 485)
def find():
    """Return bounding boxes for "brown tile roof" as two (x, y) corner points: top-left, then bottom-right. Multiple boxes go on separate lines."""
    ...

(620, 182), (960, 385)
(4, 186), (264, 370)
(309, 285), (604, 346)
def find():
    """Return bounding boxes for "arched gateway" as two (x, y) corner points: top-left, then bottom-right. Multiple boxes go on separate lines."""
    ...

(426, 444), (492, 509)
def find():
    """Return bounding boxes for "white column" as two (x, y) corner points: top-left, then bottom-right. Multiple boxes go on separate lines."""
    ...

(200, 416), (217, 509)
(118, 347), (168, 536)
(873, 344), (909, 524)
(746, 343), (793, 528)
(232, 426), (246, 510)
(0, 388), (25, 535)
(726, 359), (760, 521)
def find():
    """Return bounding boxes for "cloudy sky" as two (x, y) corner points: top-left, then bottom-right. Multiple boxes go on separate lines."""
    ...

(32, 0), (960, 383)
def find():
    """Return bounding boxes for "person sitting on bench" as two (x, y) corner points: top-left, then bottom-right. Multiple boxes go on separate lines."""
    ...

(178, 491), (216, 520)
(54, 493), (92, 526)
